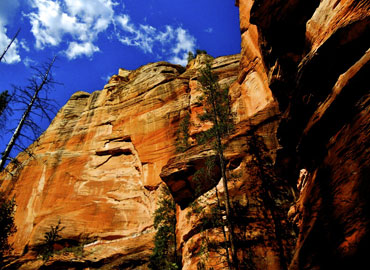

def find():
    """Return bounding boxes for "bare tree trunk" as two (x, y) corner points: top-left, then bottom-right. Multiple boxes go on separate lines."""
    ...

(0, 57), (56, 172)
(215, 186), (233, 270)
(0, 29), (20, 63)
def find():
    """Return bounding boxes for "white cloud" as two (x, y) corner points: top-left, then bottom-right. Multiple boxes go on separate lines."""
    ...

(0, 23), (21, 64)
(101, 73), (113, 82)
(27, 0), (115, 59)
(169, 28), (196, 66)
(25, 0), (197, 64)
(0, 0), (20, 25)
(115, 15), (196, 66)
(23, 56), (37, 67)
(172, 28), (196, 55)
(0, 0), (21, 64)
(20, 39), (30, 52)
(65, 41), (100, 60)
(116, 14), (156, 53)
(205, 27), (213, 33)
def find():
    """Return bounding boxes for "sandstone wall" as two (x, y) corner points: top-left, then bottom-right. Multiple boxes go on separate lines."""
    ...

(249, 0), (370, 269)
(1, 1), (369, 269)
(0, 56), (242, 269)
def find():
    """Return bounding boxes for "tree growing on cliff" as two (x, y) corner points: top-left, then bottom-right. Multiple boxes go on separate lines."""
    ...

(0, 57), (58, 172)
(149, 185), (180, 270)
(196, 62), (237, 269)
(187, 51), (195, 63)
(175, 112), (191, 153)
(0, 192), (17, 266)
(37, 219), (65, 261)
(186, 158), (234, 270)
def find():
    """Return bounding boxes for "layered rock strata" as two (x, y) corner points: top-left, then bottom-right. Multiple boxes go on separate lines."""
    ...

(1, 0), (369, 269)
(0, 55), (242, 269)
(247, 0), (370, 269)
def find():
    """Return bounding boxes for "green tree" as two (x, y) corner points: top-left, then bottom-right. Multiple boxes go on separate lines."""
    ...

(196, 62), (237, 269)
(0, 192), (17, 266)
(0, 91), (10, 117)
(0, 90), (11, 131)
(175, 112), (191, 153)
(38, 219), (65, 261)
(149, 185), (180, 270)
(187, 51), (195, 63)
(187, 159), (232, 270)
(196, 49), (207, 56)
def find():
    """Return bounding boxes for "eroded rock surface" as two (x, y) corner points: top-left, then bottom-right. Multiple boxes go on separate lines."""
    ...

(0, 56), (241, 269)
(1, 1), (369, 269)
(249, 0), (370, 269)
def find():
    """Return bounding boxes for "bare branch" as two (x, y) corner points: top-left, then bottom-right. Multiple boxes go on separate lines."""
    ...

(0, 57), (58, 172)
(0, 28), (20, 63)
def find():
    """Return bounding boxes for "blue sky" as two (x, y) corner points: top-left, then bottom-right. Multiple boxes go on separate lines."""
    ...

(0, 0), (241, 160)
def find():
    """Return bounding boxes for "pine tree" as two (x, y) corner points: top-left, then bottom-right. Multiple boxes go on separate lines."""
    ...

(187, 158), (233, 270)
(37, 219), (65, 261)
(0, 192), (16, 267)
(149, 185), (180, 270)
(0, 90), (11, 131)
(187, 51), (195, 63)
(0, 91), (10, 117)
(175, 112), (191, 153)
(196, 62), (237, 270)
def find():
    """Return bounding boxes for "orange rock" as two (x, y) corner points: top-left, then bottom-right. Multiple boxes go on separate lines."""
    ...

(0, 55), (241, 269)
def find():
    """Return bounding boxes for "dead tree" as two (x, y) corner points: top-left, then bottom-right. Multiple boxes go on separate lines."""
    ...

(0, 57), (57, 172)
(0, 28), (20, 63)
(0, 29), (20, 130)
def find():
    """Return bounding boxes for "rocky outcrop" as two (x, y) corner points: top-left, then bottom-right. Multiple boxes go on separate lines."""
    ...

(249, 0), (370, 269)
(1, 1), (369, 269)
(161, 5), (295, 267)
(0, 55), (241, 269)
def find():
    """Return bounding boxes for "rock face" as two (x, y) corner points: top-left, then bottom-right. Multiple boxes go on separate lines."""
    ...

(1, 1), (369, 269)
(248, 0), (370, 269)
(0, 56), (242, 269)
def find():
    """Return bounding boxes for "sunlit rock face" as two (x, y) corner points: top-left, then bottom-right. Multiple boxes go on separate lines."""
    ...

(162, 2), (295, 268)
(1, 0), (369, 269)
(0, 55), (241, 269)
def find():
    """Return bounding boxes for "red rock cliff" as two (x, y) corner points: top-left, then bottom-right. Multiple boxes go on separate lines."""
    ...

(1, 1), (369, 269)
(0, 55), (244, 269)
(247, 0), (370, 269)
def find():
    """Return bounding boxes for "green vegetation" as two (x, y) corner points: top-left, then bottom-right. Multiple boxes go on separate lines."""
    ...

(175, 112), (191, 153)
(176, 61), (238, 269)
(196, 61), (237, 269)
(187, 51), (195, 63)
(0, 192), (16, 266)
(0, 91), (10, 118)
(149, 185), (180, 270)
(187, 49), (208, 64)
(196, 49), (207, 56)
(38, 220), (65, 261)
(187, 161), (232, 270)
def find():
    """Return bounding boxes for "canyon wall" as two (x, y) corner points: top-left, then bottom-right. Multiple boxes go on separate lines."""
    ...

(1, 0), (369, 269)
(0, 55), (246, 269)
(247, 0), (370, 269)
